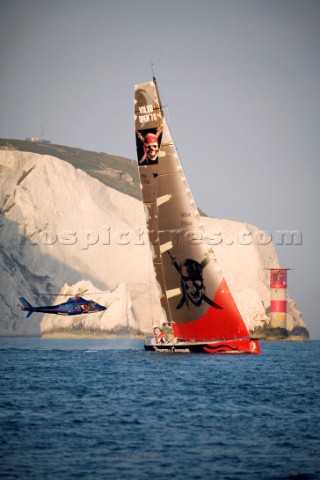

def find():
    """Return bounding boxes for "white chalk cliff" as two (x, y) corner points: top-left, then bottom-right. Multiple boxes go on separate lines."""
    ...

(0, 150), (308, 339)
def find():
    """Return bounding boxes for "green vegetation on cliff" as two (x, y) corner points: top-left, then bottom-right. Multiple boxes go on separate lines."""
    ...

(0, 138), (207, 216)
(0, 138), (141, 200)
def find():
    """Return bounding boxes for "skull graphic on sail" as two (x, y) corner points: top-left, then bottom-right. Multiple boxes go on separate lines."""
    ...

(136, 128), (162, 165)
(167, 251), (222, 310)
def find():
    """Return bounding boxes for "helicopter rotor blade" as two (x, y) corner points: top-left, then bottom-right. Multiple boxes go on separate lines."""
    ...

(34, 289), (109, 297)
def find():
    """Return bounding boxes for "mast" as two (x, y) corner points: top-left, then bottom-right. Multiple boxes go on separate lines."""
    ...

(152, 76), (164, 117)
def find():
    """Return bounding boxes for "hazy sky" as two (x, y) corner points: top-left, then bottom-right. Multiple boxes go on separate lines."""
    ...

(1, 0), (319, 338)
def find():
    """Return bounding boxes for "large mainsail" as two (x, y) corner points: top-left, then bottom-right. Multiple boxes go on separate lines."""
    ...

(134, 79), (258, 349)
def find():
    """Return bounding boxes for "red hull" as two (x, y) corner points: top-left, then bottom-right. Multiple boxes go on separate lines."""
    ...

(203, 338), (260, 354)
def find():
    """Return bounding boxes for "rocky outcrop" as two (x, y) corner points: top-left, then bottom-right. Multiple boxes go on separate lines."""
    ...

(0, 150), (309, 339)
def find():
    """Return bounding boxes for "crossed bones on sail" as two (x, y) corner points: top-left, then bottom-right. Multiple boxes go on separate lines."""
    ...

(136, 127), (162, 165)
(167, 250), (222, 310)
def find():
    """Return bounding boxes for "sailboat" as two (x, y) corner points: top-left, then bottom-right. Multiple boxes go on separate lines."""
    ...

(134, 78), (260, 354)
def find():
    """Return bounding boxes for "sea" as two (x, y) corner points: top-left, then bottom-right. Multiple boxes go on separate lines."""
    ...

(0, 338), (319, 480)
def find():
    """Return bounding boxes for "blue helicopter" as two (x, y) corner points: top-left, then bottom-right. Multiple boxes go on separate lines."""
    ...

(18, 295), (107, 318)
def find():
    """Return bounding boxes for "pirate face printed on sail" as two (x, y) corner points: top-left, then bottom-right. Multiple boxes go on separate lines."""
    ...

(167, 251), (223, 311)
(180, 259), (205, 307)
(143, 133), (159, 161)
(136, 127), (162, 165)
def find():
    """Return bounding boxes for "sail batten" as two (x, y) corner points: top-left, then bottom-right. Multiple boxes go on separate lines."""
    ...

(135, 80), (260, 354)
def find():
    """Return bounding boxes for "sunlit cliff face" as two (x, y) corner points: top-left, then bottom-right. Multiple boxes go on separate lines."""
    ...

(0, 150), (308, 338)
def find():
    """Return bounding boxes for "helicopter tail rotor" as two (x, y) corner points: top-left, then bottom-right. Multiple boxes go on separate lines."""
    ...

(18, 297), (33, 318)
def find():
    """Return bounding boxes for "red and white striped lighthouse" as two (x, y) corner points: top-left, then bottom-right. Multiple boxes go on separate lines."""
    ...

(269, 268), (289, 332)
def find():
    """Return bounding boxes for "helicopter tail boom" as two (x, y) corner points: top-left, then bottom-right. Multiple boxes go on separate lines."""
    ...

(18, 297), (33, 318)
